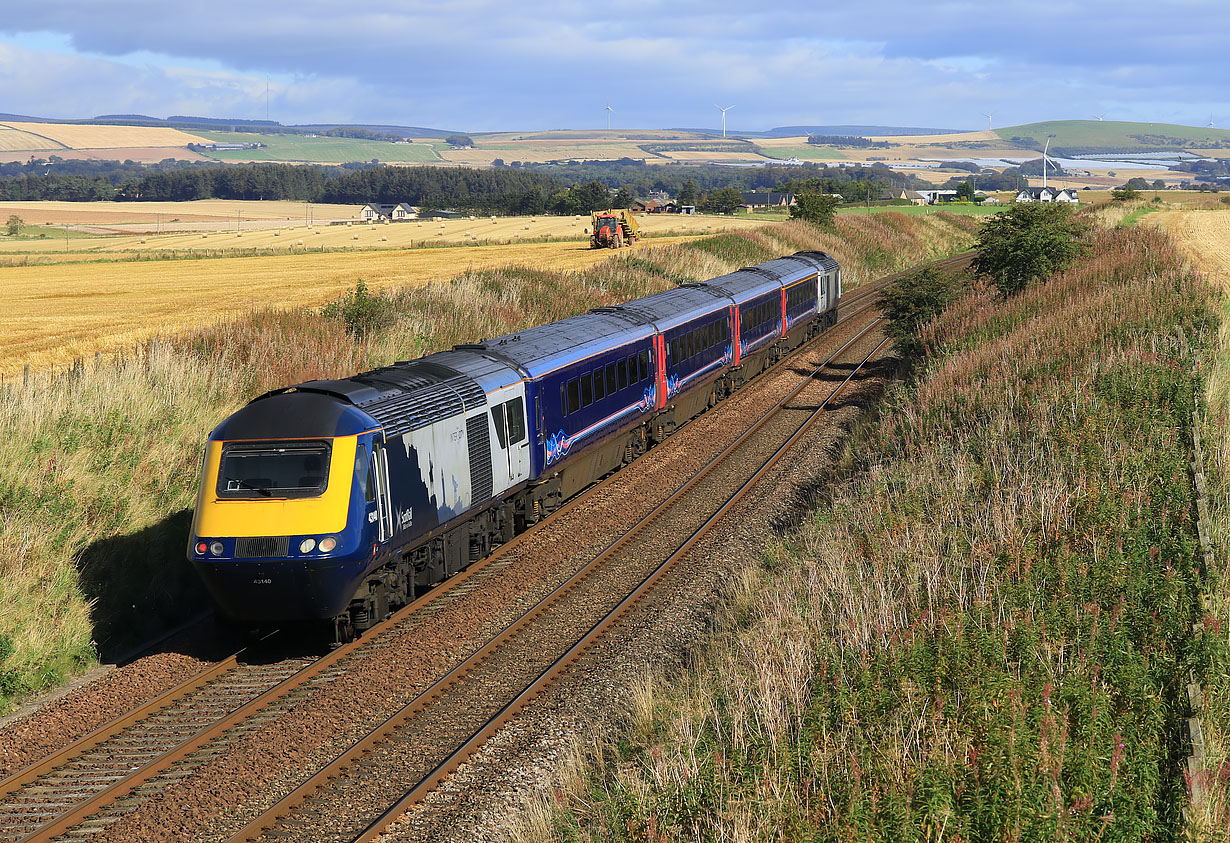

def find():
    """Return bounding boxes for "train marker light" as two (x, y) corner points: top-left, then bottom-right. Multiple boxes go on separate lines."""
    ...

(195, 541), (208, 555)
(318, 536), (338, 553)
(299, 538), (317, 554)
(209, 541), (225, 556)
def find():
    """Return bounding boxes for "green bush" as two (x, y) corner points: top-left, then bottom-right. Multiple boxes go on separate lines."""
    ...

(972, 202), (1089, 296)
(320, 279), (394, 335)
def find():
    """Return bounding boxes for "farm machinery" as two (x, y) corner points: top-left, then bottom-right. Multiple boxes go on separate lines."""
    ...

(590, 209), (640, 249)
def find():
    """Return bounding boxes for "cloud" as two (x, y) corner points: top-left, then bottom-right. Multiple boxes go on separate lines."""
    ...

(0, 2), (1225, 130)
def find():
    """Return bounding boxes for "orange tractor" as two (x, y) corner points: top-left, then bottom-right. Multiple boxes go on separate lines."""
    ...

(590, 209), (640, 249)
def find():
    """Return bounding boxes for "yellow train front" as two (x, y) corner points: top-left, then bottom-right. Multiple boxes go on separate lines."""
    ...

(188, 389), (385, 629)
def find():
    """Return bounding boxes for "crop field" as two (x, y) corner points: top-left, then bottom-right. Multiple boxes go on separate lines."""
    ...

(0, 199), (362, 228)
(195, 131), (441, 164)
(0, 125), (61, 151)
(758, 144), (847, 160)
(0, 227), (763, 378)
(0, 206), (763, 258)
(0, 121), (209, 149)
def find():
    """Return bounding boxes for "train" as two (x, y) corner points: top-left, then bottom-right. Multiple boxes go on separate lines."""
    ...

(188, 251), (841, 640)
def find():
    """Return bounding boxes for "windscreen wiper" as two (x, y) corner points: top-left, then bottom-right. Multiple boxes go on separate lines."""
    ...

(223, 477), (272, 497)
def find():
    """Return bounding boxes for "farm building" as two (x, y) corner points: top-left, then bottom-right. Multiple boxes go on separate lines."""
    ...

(740, 192), (796, 208)
(915, 190), (960, 205)
(880, 189), (929, 206)
(631, 200), (660, 213)
(360, 203), (419, 222)
(1014, 187), (1080, 204)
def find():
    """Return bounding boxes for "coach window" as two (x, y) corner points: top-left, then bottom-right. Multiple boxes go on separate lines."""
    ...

(581, 373), (594, 407)
(593, 367), (605, 401)
(560, 384), (567, 416)
(638, 350), (649, 381)
(606, 363), (617, 395)
(617, 358), (628, 390)
(505, 397), (526, 444)
(567, 379), (580, 415)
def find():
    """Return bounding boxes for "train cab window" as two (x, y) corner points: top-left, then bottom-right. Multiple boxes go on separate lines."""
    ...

(505, 397), (526, 445)
(355, 445), (375, 504)
(567, 379), (580, 415)
(218, 440), (331, 499)
(492, 404), (508, 448)
(593, 368), (605, 401)
(617, 358), (629, 390)
(581, 373), (594, 407)
(638, 350), (649, 381)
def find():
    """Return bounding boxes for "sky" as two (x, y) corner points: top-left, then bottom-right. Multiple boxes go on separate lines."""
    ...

(0, 1), (1225, 133)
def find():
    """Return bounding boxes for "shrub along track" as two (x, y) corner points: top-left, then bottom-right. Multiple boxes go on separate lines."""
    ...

(0, 254), (969, 842)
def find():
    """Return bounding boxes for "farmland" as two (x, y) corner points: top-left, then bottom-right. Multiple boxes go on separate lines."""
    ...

(0, 206), (771, 377)
(194, 131), (441, 164)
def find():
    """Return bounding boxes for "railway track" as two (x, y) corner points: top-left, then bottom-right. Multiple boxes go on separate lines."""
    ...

(227, 314), (892, 842)
(0, 255), (963, 842)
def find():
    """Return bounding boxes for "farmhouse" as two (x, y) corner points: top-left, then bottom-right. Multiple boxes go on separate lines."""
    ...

(881, 189), (929, 206)
(360, 203), (419, 222)
(1014, 187), (1080, 204)
(915, 190), (960, 205)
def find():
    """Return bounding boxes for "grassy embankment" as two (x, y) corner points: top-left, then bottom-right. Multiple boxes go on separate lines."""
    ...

(518, 222), (1222, 839)
(0, 212), (979, 710)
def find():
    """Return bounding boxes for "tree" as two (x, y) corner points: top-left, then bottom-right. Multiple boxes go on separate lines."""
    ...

(701, 186), (745, 214)
(971, 203), (1089, 296)
(445, 134), (474, 148)
(677, 178), (698, 207)
(955, 179), (976, 201)
(1124, 177), (1150, 191)
(1152, 179), (1166, 190)
(789, 193), (841, 228)
(879, 267), (966, 357)
(5, 215), (21, 236)
(1111, 186), (1139, 201)
(612, 186), (634, 208)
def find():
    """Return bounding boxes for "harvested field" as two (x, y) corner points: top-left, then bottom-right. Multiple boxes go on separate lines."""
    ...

(0, 207), (763, 256)
(0, 121), (209, 149)
(0, 148), (208, 164)
(0, 125), (59, 151)
(0, 199), (361, 226)
(0, 234), (734, 378)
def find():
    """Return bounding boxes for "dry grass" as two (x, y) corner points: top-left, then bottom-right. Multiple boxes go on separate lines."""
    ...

(0, 121), (209, 150)
(521, 223), (1217, 840)
(1147, 208), (1230, 836)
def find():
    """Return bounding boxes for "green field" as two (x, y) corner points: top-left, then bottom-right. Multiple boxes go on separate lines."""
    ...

(837, 203), (1004, 216)
(997, 119), (1230, 148)
(195, 131), (442, 164)
(759, 145), (847, 161)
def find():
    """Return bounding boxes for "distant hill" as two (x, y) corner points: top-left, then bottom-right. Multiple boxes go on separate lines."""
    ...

(672, 125), (963, 138)
(996, 120), (1230, 152)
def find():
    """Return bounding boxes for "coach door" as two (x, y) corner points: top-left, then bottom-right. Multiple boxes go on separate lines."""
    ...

(488, 385), (531, 494)
(372, 440), (394, 543)
(819, 273), (829, 313)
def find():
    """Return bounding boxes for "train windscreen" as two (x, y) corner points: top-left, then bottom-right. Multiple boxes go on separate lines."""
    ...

(217, 440), (332, 499)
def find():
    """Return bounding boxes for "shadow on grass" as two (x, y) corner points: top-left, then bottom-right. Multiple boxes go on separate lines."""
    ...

(75, 509), (209, 663)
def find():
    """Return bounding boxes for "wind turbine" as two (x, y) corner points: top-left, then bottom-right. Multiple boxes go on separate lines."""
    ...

(716, 105), (734, 138)
(983, 113), (993, 130)
(604, 104), (614, 131)
(1041, 136), (1058, 189)
(1092, 113), (1105, 121)
(1209, 114), (1217, 128)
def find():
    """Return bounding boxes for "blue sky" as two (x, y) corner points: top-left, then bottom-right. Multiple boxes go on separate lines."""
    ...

(0, 1), (1224, 132)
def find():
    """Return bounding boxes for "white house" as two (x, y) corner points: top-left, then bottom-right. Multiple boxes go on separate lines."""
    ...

(1014, 187), (1080, 204)
(360, 202), (419, 222)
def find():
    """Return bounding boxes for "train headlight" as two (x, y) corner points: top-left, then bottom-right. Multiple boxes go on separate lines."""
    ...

(318, 536), (338, 553)
(299, 538), (317, 554)
(195, 541), (208, 555)
(209, 541), (225, 557)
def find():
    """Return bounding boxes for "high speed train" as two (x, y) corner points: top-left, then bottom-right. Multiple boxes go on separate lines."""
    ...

(189, 251), (840, 640)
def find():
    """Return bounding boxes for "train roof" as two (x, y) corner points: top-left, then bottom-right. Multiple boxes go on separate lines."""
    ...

(467, 310), (653, 379)
(210, 391), (379, 441)
(610, 285), (731, 332)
